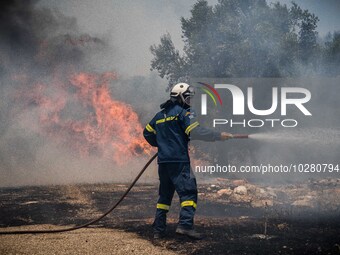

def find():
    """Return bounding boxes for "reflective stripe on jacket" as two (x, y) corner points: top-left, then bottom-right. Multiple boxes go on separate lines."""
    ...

(143, 101), (221, 163)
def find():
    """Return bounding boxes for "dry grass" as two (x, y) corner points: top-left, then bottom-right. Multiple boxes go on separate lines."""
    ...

(0, 225), (176, 255)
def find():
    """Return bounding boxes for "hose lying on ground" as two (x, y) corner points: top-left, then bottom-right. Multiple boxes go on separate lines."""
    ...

(0, 153), (158, 235)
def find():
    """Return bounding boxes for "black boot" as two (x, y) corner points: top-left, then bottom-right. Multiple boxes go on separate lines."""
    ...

(153, 231), (166, 239)
(175, 226), (204, 240)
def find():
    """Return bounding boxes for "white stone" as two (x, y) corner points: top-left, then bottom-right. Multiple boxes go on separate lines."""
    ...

(234, 185), (247, 195)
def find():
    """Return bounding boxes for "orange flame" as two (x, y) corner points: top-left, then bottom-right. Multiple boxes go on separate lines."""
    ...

(15, 70), (152, 164)
(69, 71), (152, 162)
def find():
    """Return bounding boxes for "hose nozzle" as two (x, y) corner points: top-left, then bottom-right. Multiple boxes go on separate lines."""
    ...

(231, 134), (249, 139)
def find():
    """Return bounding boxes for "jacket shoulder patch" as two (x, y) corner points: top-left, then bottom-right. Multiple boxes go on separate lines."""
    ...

(185, 111), (195, 119)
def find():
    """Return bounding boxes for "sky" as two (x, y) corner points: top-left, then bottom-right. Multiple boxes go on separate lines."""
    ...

(39, 0), (340, 77)
(269, 0), (340, 36)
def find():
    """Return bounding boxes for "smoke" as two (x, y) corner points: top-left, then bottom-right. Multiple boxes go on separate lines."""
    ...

(1, 1), (339, 187)
(0, 0), (164, 187)
(37, 0), (197, 76)
(181, 2), (340, 183)
(191, 77), (340, 184)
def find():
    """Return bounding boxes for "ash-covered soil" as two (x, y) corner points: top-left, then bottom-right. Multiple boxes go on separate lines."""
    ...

(1, 180), (340, 255)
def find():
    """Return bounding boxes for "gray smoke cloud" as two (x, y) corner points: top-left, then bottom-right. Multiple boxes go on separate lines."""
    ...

(0, 0), (165, 187)
(176, 1), (340, 183)
(37, 0), (221, 76)
(191, 77), (340, 183)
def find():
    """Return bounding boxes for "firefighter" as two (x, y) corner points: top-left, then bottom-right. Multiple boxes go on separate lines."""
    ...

(143, 83), (232, 239)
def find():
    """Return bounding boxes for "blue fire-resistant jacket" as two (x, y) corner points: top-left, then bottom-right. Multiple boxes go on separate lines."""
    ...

(143, 101), (221, 163)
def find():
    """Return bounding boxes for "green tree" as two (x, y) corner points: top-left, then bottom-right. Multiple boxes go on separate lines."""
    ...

(324, 32), (340, 75)
(150, 33), (187, 86)
(150, 0), (322, 88)
(290, 2), (320, 70)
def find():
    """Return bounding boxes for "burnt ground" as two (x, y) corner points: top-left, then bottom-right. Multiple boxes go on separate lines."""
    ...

(0, 183), (340, 255)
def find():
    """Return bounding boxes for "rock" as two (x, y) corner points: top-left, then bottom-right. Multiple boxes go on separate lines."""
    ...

(264, 199), (274, 206)
(232, 179), (247, 186)
(292, 197), (314, 207)
(217, 188), (232, 197)
(265, 188), (277, 198)
(277, 223), (289, 231)
(229, 193), (251, 203)
(256, 188), (277, 199)
(216, 177), (229, 183)
(210, 184), (220, 191)
(244, 184), (258, 193)
(234, 185), (247, 195)
(251, 199), (273, 208)
(250, 200), (263, 208)
(259, 188), (266, 194)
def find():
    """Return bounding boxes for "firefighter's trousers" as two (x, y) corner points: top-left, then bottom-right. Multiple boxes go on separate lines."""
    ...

(153, 162), (198, 233)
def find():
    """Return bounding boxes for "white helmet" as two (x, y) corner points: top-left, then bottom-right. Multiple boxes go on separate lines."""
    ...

(170, 83), (190, 97)
(170, 83), (195, 105)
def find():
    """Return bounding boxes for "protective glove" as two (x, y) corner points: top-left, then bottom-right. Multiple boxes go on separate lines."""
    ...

(220, 132), (233, 140)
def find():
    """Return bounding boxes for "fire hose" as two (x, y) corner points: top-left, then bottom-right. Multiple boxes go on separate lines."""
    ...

(0, 153), (158, 235)
(0, 133), (249, 235)
(230, 134), (249, 139)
